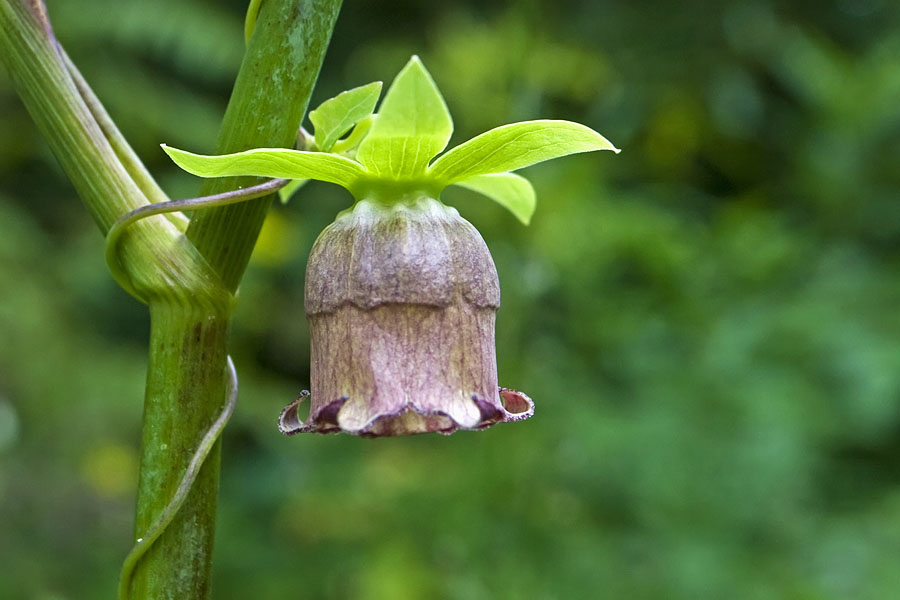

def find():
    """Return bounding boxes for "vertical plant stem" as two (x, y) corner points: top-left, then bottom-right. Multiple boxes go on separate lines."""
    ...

(129, 303), (231, 599)
(3, 0), (342, 596)
(129, 1), (342, 598)
(188, 0), (344, 291)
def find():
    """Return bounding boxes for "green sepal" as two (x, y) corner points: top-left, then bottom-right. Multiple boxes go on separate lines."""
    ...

(162, 59), (620, 225)
(429, 119), (619, 183)
(161, 145), (365, 190)
(452, 172), (536, 225)
(331, 115), (375, 154)
(309, 82), (382, 152)
(356, 56), (453, 178)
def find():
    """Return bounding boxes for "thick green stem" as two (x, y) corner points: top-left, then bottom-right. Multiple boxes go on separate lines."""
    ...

(128, 303), (231, 599)
(0, 0), (193, 296)
(0, 0), (145, 230)
(4, 0), (343, 595)
(188, 0), (343, 292)
(3, 0), (342, 597)
(129, 1), (342, 597)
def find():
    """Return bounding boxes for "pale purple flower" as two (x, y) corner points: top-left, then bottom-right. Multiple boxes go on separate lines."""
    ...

(277, 196), (533, 437)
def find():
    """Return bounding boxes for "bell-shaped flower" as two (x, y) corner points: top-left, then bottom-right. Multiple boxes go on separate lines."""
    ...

(162, 56), (618, 436)
(281, 196), (534, 435)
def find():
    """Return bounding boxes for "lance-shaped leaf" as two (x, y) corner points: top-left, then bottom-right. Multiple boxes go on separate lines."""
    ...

(309, 82), (382, 152)
(452, 173), (536, 225)
(161, 145), (367, 190)
(356, 56), (453, 178)
(429, 120), (619, 183)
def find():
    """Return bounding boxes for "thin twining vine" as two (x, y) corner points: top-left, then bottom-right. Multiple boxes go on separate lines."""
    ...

(105, 177), (289, 301)
(108, 177), (288, 600)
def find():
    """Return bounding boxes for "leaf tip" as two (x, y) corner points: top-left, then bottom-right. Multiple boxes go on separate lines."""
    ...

(159, 143), (180, 159)
(401, 54), (432, 80)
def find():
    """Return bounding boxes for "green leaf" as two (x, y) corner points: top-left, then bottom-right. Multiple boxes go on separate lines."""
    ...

(453, 173), (536, 225)
(356, 56), (453, 178)
(309, 82), (382, 152)
(330, 115), (375, 154)
(278, 178), (309, 204)
(429, 120), (619, 183)
(161, 145), (366, 190)
(357, 137), (449, 178)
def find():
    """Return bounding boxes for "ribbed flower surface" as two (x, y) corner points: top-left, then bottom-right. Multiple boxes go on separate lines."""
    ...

(278, 196), (533, 436)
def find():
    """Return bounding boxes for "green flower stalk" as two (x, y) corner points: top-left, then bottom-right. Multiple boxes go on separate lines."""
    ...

(163, 56), (619, 436)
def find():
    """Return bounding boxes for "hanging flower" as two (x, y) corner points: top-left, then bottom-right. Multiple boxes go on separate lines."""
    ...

(276, 195), (534, 435)
(162, 56), (618, 436)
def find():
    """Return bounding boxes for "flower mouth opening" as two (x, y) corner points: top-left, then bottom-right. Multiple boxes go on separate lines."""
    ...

(498, 388), (535, 418)
(277, 387), (533, 438)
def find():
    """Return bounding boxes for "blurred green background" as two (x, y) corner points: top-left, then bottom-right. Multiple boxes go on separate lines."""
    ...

(2, 0), (900, 597)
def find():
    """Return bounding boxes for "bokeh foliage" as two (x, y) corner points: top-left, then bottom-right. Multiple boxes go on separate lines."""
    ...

(2, 0), (900, 597)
